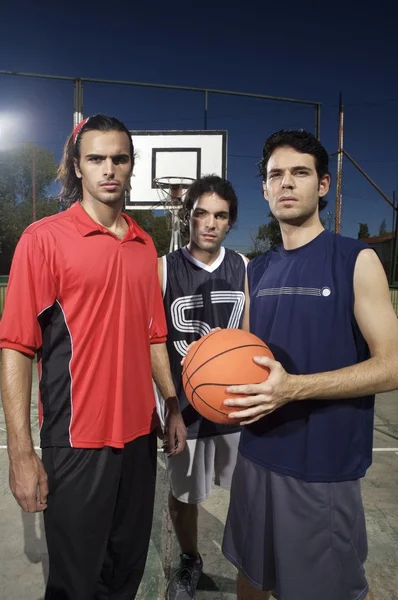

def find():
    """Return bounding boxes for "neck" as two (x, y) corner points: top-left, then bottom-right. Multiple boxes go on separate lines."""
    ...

(187, 241), (222, 265)
(81, 196), (124, 229)
(279, 214), (324, 250)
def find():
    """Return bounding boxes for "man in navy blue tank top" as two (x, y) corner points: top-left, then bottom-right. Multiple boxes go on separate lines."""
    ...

(221, 130), (398, 600)
(156, 175), (250, 600)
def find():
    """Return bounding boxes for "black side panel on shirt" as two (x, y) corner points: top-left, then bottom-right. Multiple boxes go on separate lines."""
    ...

(163, 248), (246, 439)
(38, 301), (73, 447)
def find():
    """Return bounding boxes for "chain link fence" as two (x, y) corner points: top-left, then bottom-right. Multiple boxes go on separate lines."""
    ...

(328, 97), (398, 287)
(0, 72), (318, 264)
(1, 73), (397, 314)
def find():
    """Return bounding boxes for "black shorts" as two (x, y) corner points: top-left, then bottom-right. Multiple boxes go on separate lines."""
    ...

(42, 430), (157, 600)
(222, 452), (369, 600)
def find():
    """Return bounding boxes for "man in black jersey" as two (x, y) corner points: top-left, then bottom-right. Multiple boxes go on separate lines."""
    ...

(157, 175), (249, 600)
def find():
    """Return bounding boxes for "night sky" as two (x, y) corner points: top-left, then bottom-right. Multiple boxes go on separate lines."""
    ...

(1, 0), (397, 251)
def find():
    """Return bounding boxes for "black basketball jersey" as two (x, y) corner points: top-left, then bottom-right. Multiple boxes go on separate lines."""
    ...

(162, 246), (247, 439)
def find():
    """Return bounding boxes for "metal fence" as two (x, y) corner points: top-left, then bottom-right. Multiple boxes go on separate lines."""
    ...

(0, 281), (397, 320)
(330, 95), (398, 285)
(1, 72), (397, 282)
(0, 283), (6, 317)
(390, 288), (398, 316)
(0, 70), (319, 262)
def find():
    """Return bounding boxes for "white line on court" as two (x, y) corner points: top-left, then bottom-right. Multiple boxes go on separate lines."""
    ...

(0, 445), (41, 450)
(0, 445), (168, 451)
(0, 446), (397, 452)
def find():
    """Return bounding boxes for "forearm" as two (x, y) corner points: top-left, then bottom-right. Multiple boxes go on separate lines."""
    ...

(1, 349), (34, 457)
(291, 355), (398, 402)
(150, 343), (178, 404)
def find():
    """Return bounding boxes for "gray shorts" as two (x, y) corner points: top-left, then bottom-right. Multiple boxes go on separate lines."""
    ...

(222, 453), (369, 600)
(167, 433), (240, 504)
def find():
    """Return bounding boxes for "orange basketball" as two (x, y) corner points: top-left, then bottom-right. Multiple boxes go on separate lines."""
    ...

(182, 328), (274, 425)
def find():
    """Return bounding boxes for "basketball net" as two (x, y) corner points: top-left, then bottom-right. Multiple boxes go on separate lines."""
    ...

(154, 177), (195, 252)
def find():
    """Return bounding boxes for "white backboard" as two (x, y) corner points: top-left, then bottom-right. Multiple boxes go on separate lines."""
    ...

(126, 130), (227, 210)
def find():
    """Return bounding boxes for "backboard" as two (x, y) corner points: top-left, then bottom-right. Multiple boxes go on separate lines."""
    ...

(126, 130), (227, 210)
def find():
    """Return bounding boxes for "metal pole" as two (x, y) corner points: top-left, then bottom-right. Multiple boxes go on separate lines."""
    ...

(169, 208), (181, 252)
(0, 70), (75, 82)
(1, 70), (321, 137)
(32, 145), (36, 222)
(343, 151), (395, 210)
(315, 104), (321, 140)
(0, 70), (320, 107)
(392, 191), (398, 285)
(335, 93), (344, 234)
(73, 79), (83, 127)
(204, 91), (208, 130)
(80, 80), (84, 124)
(168, 187), (183, 252)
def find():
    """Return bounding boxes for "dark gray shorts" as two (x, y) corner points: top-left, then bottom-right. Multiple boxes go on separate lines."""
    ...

(222, 453), (369, 600)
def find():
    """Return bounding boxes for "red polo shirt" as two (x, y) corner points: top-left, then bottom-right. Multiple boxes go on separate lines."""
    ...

(0, 202), (167, 448)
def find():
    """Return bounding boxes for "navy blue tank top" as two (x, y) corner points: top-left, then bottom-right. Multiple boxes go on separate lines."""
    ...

(240, 230), (375, 482)
(162, 246), (246, 439)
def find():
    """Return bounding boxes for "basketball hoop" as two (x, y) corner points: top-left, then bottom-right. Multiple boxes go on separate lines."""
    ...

(153, 176), (195, 206)
(154, 177), (195, 253)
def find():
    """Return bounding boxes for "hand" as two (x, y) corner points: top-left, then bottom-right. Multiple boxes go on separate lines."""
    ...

(9, 451), (48, 513)
(181, 328), (222, 366)
(224, 356), (295, 425)
(164, 397), (187, 457)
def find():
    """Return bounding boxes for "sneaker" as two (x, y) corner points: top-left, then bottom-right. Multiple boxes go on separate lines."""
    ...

(166, 553), (203, 599)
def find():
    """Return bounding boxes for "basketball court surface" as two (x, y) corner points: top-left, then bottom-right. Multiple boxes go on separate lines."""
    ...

(0, 360), (397, 600)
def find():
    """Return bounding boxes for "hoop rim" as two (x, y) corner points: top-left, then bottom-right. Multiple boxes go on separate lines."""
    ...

(153, 176), (196, 189)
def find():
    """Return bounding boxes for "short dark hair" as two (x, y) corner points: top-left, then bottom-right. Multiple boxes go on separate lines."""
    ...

(259, 129), (330, 211)
(57, 114), (134, 203)
(179, 174), (238, 227)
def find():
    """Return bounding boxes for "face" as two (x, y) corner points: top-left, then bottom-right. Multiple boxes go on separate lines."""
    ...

(189, 192), (231, 252)
(74, 130), (133, 206)
(263, 146), (330, 224)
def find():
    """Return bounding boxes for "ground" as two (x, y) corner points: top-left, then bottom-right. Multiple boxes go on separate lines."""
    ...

(0, 365), (397, 600)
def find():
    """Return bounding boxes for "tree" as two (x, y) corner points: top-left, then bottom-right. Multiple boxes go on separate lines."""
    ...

(260, 213), (283, 247)
(128, 210), (189, 256)
(379, 218), (387, 236)
(250, 211), (328, 257)
(0, 143), (59, 273)
(246, 229), (270, 259)
(249, 212), (282, 257)
(358, 223), (370, 239)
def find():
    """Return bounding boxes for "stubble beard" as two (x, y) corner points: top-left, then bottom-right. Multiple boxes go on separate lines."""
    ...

(94, 188), (127, 208)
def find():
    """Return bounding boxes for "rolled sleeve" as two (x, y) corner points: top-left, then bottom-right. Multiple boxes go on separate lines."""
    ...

(0, 232), (57, 356)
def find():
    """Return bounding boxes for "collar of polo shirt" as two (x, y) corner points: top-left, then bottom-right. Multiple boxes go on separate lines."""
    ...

(69, 202), (146, 242)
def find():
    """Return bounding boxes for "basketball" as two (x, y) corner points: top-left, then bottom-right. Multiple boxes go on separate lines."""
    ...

(182, 328), (274, 425)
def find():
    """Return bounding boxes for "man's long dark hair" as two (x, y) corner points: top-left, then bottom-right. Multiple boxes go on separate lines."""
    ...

(57, 114), (135, 203)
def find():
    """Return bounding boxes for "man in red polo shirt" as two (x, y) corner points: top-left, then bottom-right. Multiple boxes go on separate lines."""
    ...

(0, 114), (186, 600)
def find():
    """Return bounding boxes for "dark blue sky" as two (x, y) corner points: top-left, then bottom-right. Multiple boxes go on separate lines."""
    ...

(1, 1), (397, 251)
